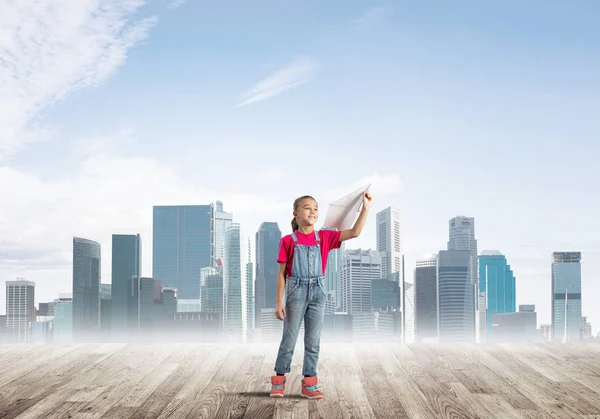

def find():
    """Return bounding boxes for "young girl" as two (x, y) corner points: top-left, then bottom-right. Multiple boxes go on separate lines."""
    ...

(270, 191), (372, 399)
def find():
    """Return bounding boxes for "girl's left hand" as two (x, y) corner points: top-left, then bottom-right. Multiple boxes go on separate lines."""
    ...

(363, 192), (372, 209)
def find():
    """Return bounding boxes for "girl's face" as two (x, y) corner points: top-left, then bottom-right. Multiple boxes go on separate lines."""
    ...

(295, 198), (318, 227)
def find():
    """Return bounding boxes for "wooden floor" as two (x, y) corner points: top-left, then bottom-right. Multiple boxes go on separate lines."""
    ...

(0, 342), (599, 419)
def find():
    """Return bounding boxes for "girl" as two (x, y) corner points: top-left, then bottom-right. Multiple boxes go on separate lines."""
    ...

(270, 191), (372, 399)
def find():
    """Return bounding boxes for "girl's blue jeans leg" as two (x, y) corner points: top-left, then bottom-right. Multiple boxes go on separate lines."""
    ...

(274, 289), (306, 374)
(303, 293), (325, 376)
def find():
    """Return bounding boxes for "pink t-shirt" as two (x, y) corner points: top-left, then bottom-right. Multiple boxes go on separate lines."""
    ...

(277, 229), (342, 278)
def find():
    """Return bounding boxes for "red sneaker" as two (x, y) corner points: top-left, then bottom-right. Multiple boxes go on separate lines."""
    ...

(301, 376), (323, 400)
(270, 376), (286, 398)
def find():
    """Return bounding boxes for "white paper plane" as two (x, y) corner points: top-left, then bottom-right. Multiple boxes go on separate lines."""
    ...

(323, 183), (371, 230)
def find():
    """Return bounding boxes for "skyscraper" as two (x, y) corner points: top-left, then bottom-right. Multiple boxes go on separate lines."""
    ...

(478, 250), (516, 341)
(213, 201), (233, 266)
(415, 254), (438, 343)
(254, 222), (281, 328)
(223, 223), (251, 341)
(340, 249), (383, 314)
(111, 234), (141, 332)
(437, 250), (475, 342)
(322, 227), (344, 309)
(72, 237), (101, 339)
(551, 252), (582, 342)
(376, 207), (402, 278)
(152, 205), (213, 299)
(6, 279), (35, 342)
(448, 216), (479, 341)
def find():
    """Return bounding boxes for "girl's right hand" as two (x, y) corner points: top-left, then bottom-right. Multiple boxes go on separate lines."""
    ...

(275, 302), (286, 321)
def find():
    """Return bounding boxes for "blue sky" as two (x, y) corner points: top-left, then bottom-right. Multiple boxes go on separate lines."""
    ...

(1, 0), (599, 333)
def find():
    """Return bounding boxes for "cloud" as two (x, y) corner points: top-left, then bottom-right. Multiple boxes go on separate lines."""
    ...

(0, 0), (156, 157)
(235, 56), (319, 107)
(0, 133), (294, 312)
(354, 5), (394, 31)
(167, 0), (186, 10)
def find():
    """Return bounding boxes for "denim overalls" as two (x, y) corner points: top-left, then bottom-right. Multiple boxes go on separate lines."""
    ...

(274, 230), (327, 376)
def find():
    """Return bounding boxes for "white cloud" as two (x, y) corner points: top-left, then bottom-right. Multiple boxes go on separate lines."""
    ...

(167, 0), (187, 10)
(354, 5), (394, 32)
(0, 0), (156, 156)
(0, 134), (294, 313)
(235, 56), (319, 107)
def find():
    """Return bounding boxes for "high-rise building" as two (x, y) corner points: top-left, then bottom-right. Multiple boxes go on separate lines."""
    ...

(6, 279), (35, 342)
(581, 316), (592, 340)
(100, 283), (111, 334)
(448, 216), (479, 341)
(415, 254), (438, 343)
(340, 249), (383, 314)
(551, 252), (582, 342)
(540, 324), (552, 342)
(478, 250), (516, 341)
(491, 304), (537, 343)
(254, 222), (281, 328)
(200, 266), (223, 315)
(53, 294), (73, 342)
(322, 227), (344, 309)
(437, 250), (475, 342)
(72, 237), (101, 339)
(376, 207), (402, 278)
(372, 272), (400, 311)
(152, 205), (213, 299)
(223, 223), (251, 341)
(111, 234), (141, 332)
(213, 201), (233, 266)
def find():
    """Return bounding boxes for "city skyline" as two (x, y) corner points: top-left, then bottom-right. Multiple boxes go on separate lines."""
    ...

(1, 1), (599, 333)
(1, 201), (594, 337)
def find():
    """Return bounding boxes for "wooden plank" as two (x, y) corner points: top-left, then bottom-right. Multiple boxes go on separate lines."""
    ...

(124, 343), (217, 419)
(354, 345), (410, 418)
(71, 344), (174, 418)
(446, 344), (537, 409)
(13, 343), (128, 419)
(0, 352), (102, 419)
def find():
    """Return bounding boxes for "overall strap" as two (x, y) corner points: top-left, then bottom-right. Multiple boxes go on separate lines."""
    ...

(314, 230), (320, 242)
(291, 232), (298, 243)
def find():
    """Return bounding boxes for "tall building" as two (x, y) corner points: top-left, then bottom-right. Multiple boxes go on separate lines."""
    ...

(437, 250), (475, 342)
(581, 316), (592, 340)
(340, 249), (383, 314)
(372, 272), (400, 311)
(100, 283), (112, 334)
(53, 294), (73, 342)
(111, 234), (141, 332)
(322, 227), (345, 309)
(254, 222), (281, 328)
(6, 279), (35, 342)
(415, 254), (438, 343)
(153, 205), (213, 299)
(72, 237), (101, 338)
(478, 250), (516, 341)
(551, 252), (582, 342)
(213, 201), (233, 266)
(448, 216), (479, 341)
(491, 304), (537, 343)
(200, 266), (223, 315)
(376, 207), (402, 278)
(223, 223), (251, 341)
(540, 324), (552, 342)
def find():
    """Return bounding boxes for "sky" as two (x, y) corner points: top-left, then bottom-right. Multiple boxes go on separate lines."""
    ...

(1, 0), (599, 332)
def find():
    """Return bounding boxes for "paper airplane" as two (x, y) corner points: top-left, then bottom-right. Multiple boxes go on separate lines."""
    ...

(323, 183), (371, 230)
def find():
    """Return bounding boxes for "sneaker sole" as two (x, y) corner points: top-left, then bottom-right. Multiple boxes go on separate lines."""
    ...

(270, 394), (284, 398)
(301, 394), (323, 400)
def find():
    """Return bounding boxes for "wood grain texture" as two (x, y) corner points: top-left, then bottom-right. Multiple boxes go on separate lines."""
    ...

(0, 342), (598, 419)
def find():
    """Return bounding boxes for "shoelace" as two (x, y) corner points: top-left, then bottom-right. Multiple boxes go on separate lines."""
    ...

(273, 384), (283, 390)
(306, 384), (319, 392)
